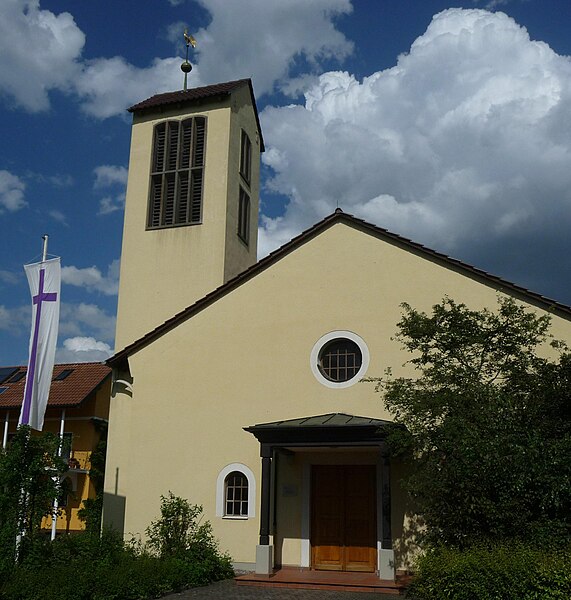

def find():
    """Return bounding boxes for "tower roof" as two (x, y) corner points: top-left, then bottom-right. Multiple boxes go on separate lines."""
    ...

(128, 78), (264, 151)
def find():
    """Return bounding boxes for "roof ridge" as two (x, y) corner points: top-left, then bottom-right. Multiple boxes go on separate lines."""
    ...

(108, 210), (571, 367)
(1, 361), (111, 370)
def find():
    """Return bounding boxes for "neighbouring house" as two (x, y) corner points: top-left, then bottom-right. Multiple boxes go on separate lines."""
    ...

(102, 78), (571, 579)
(0, 362), (111, 534)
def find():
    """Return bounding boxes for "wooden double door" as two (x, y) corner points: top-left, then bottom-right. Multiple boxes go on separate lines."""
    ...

(311, 465), (377, 572)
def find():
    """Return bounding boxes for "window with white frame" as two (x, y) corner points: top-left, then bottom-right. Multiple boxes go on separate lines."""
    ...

(216, 463), (256, 519)
(310, 330), (370, 389)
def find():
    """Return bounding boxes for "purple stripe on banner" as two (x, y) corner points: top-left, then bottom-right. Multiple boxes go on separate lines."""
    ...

(22, 268), (58, 425)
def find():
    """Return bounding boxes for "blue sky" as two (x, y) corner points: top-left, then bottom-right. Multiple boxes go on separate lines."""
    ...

(1, 0), (571, 365)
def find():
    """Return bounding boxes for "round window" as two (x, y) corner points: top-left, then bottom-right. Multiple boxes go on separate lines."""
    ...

(318, 338), (362, 382)
(310, 331), (370, 389)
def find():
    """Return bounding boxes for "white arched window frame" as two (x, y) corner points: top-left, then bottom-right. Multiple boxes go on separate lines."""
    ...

(216, 463), (256, 518)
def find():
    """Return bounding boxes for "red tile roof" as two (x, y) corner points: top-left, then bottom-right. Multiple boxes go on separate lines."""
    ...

(0, 363), (111, 410)
(128, 78), (265, 151)
(128, 79), (250, 112)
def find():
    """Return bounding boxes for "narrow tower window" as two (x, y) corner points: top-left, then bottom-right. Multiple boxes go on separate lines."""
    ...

(238, 187), (250, 244)
(148, 116), (206, 229)
(238, 129), (252, 244)
(240, 130), (251, 184)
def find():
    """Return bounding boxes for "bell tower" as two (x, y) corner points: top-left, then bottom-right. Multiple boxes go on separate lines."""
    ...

(114, 79), (264, 351)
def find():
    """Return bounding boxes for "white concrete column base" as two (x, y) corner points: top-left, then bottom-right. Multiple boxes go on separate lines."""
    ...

(379, 548), (395, 580)
(255, 544), (274, 575)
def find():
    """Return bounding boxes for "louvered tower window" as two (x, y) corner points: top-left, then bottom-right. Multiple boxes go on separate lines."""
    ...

(148, 116), (206, 229)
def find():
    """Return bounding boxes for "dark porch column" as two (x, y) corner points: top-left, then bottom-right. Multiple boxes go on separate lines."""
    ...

(259, 444), (272, 545)
(381, 453), (392, 550)
(379, 450), (394, 580)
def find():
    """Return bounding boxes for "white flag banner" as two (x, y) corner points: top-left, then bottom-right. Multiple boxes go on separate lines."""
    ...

(19, 257), (61, 431)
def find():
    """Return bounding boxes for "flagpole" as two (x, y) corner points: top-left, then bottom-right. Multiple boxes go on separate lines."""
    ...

(2, 411), (8, 449)
(16, 234), (60, 558)
(42, 235), (48, 263)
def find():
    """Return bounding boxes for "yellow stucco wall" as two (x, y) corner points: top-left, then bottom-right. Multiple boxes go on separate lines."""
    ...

(114, 85), (260, 352)
(103, 221), (571, 568)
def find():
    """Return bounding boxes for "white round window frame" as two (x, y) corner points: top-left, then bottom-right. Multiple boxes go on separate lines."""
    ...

(310, 330), (370, 389)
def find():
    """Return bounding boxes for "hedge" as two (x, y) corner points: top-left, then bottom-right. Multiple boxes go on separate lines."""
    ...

(407, 542), (571, 600)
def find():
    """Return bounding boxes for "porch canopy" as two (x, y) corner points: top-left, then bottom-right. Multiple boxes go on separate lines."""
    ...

(244, 412), (396, 551)
(244, 412), (394, 447)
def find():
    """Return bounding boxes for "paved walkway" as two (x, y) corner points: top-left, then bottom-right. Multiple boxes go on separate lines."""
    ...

(164, 579), (402, 600)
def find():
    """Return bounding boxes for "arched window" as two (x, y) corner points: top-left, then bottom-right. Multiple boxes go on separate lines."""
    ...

(216, 463), (256, 518)
(224, 471), (248, 517)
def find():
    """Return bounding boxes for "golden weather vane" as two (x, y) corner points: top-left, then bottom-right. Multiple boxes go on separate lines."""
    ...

(181, 28), (197, 90)
(184, 29), (197, 48)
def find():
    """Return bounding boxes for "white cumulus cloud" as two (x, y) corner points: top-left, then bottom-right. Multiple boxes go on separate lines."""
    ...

(75, 56), (183, 119)
(59, 302), (116, 342)
(0, 0), (353, 118)
(0, 0), (84, 112)
(193, 0), (353, 96)
(61, 260), (120, 296)
(0, 304), (30, 335)
(56, 336), (113, 363)
(94, 165), (128, 188)
(258, 7), (571, 286)
(94, 165), (128, 214)
(0, 170), (26, 212)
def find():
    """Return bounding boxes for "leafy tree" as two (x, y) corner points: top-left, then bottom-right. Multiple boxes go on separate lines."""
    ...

(78, 420), (108, 533)
(379, 296), (571, 547)
(0, 426), (68, 570)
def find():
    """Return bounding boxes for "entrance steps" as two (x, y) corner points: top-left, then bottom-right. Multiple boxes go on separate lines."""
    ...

(235, 567), (409, 594)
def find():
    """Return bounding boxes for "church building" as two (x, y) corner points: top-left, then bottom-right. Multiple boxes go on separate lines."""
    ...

(103, 78), (571, 581)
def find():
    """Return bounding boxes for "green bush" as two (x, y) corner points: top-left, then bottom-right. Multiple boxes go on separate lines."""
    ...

(144, 491), (233, 583)
(407, 542), (571, 600)
(0, 494), (234, 600)
(146, 491), (206, 559)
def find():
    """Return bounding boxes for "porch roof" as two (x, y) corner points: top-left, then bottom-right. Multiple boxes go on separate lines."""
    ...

(244, 413), (395, 447)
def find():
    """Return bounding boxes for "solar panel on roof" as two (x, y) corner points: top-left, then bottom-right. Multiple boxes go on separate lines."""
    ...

(0, 387), (8, 394)
(53, 369), (74, 381)
(7, 371), (26, 383)
(0, 367), (18, 383)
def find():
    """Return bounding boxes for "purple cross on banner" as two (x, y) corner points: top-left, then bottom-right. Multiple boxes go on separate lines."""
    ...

(19, 258), (61, 431)
(21, 269), (58, 424)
